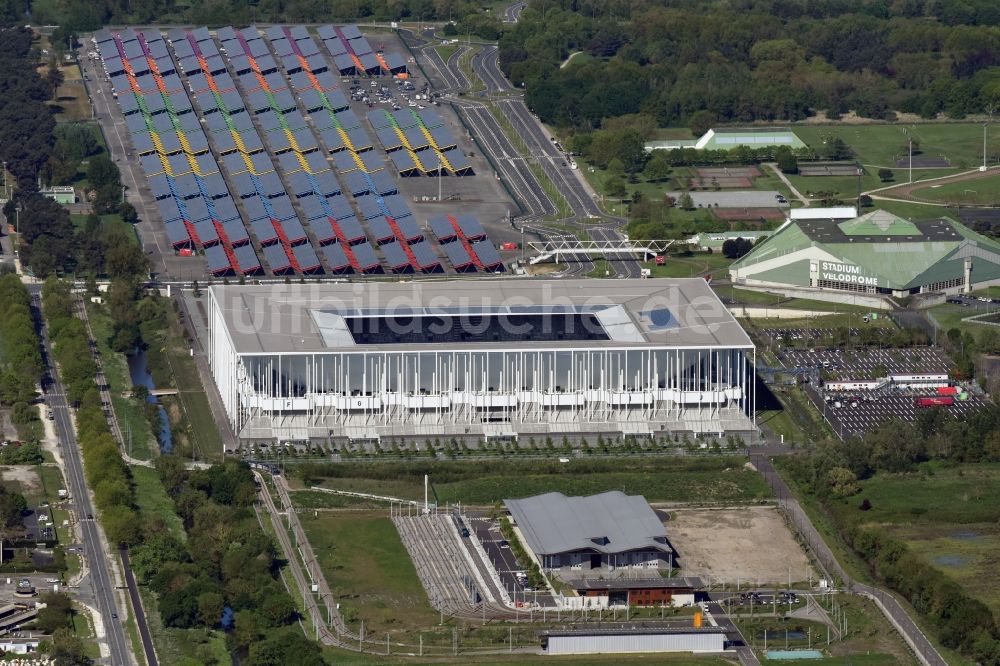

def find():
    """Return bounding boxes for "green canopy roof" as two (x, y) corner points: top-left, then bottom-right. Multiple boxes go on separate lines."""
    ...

(838, 210), (920, 237)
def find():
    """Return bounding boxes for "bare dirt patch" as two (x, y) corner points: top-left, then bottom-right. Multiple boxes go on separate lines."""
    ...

(0, 465), (42, 500)
(667, 506), (814, 585)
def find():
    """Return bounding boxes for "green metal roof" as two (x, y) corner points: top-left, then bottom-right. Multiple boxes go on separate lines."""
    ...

(838, 210), (920, 236)
(731, 214), (1000, 290)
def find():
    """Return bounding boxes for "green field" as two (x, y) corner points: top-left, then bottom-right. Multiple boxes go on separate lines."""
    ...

(132, 466), (185, 541)
(827, 463), (1000, 615)
(794, 123), (989, 169)
(435, 43), (459, 62)
(642, 252), (733, 278)
(301, 457), (771, 506)
(298, 511), (438, 637)
(85, 303), (157, 460)
(910, 172), (1000, 205)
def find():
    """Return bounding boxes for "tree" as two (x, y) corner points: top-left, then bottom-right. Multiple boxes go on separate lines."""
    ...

(197, 591), (225, 627)
(826, 466), (861, 498)
(120, 201), (138, 225)
(604, 176), (627, 199)
(102, 505), (142, 545)
(86, 155), (122, 214)
(688, 110), (715, 137)
(643, 152), (672, 182)
(46, 65), (64, 100)
(35, 592), (73, 633)
(678, 192), (694, 210)
(722, 237), (754, 259)
(878, 168), (895, 182)
(45, 627), (89, 665)
(776, 147), (798, 174)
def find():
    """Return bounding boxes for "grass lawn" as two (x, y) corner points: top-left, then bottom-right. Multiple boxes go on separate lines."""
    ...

(151, 305), (223, 462)
(435, 43), (459, 62)
(132, 466), (185, 541)
(825, 463), (1000, 616)
(85, 302), (157, 460)
(642, 252), (733, 279)
(299, 511), (438, 637)
(69, 213), (129, 235)
(305, 457), (771, 506)
(925, 302), (996, 336)
(50, 78), (92, 123)
(971, 285), (1000, 299)
(910, 172), (1000, 205)
(793, 123), (990, 169)
(724, 287), (885, 316)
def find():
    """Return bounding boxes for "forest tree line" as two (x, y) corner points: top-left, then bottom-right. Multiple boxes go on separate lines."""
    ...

(500, 0), (1000, 130)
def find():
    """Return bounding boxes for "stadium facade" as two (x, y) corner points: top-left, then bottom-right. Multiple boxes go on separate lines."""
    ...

(730, 210), (1000, 297)
(205, 279), (755, 444)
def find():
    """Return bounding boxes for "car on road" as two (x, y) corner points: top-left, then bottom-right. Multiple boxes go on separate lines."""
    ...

(111, 612), (117, 619)
(499, 540), (509, 548)
(86, 513), (93, 520)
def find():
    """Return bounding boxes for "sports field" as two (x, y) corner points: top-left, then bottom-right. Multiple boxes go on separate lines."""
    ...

(910, 172), (1000, 205)
(794, 124), (988, 169)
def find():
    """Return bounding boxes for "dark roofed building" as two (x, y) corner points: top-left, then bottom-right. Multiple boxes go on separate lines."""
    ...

(505, 491), (673, 573)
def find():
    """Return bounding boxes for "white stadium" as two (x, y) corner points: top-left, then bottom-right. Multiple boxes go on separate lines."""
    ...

(205, 279), (756, 445)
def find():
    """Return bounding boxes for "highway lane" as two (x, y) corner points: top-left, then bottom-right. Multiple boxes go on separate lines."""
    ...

(36, 295), (134, 666)
(498, 99), (605, 219)
(457, 103), (555, 220)
(504, 0), (526, 22)
(472, 45), (511, 93)
(590, 227), (642, 278)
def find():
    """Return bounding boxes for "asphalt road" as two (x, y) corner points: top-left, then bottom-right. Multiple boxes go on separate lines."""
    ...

(590, 227), (642, 278)
(471, 45), (511, 93)
(36, 294), (134, 666)
(456, 102), (555, 220)
(504, 1), (526, 23)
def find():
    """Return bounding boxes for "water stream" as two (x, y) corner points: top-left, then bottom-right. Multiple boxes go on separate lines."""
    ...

(126, 349), (173, 453)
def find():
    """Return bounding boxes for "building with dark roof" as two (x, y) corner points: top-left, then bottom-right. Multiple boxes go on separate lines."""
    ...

(505, 491), (673, 572)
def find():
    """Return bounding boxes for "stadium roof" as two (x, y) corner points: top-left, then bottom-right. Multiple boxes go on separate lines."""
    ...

(505, 492), (669, 556)
(731, 211), (1000, 290)
(208, 278), (753, 354)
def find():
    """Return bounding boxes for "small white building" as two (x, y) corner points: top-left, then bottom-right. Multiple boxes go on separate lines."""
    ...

(543, 627), (727, 655)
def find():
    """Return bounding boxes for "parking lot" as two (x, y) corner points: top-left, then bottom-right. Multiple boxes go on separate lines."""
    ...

(784, 346), (953, 379)
(470, 515), (552, 606)
(811, 388), (991, 439)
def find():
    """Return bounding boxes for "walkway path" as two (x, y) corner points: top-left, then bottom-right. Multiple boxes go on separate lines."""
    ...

(764, 163), (809, 206)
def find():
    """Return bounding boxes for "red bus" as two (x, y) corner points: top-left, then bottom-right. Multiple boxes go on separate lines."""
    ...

(936, 386), (959, 396)
(915, 396), (954, 407)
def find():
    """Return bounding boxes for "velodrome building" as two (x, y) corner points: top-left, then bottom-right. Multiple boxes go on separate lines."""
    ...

(730, 210), (1000, 298)
(205, 279), (756, 444)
